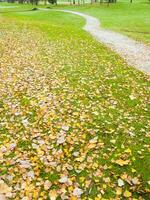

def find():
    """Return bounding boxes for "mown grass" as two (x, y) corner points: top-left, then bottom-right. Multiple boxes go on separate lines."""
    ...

(56, 0), (150, 44)
(0, 5), (150, 200)
(0, 0), (150, 44)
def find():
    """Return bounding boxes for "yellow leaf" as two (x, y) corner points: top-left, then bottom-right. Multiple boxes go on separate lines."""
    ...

(124, 190), (132, 198)
(76, 156), (85, 162)
(82, 134), (86, 139)
(88, 143), (96, 149)
(103, 177), (110, 183)
(102, 184), (107, 189)
(49, 190), (57, 200)
(68, 186), (73, 192)
(80, 177), (85, 182)
(124, 148), (132, 154)
(40, 191), (45, 197)
(44, 180), (52, 190)
(0, 180), (12, 194)
(70, 196), (77, 200)
(37, 149), (44, 156)
(114, 159), (130, 166)
(93, 163), (98, 168)
(33, 190), (39, 199)
(131, 168), (136, 173)
(85, 180), (91, 187)
(116, 187), (122, 195)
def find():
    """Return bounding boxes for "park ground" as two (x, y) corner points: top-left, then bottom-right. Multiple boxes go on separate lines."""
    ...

(0, 1), (150, 199)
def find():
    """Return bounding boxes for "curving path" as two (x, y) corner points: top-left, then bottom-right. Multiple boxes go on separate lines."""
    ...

(41, 8), (150, 74)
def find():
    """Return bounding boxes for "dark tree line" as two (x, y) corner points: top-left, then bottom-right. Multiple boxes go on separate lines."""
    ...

(57, 0), (117, 5)
(7, 0), (40, 5)
(6, 0), (138, 5)
(6, 0), (117, 5)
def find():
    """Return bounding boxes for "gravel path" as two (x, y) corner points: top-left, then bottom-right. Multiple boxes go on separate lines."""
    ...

(43, 9), (150, 74)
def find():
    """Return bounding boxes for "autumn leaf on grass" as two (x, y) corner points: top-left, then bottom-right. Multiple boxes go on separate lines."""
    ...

(73, 187), (83, 197)
(75, 155), (85, 162)
(113, 159), (130, 166)
(59, 175), (68, 184)
(70, 196), (78, 200)
(132, 177), (139, 185)
(49, 190), (58, 200)
(0, 194), (6, 200)
(61, 125), (69, 131)
(124, 148), (132, 154)
(44, 180), (52, 190)
(116, 187), (122, 195)
(87, 143), (96, 149)
(0, 180), (12, 197)
(123, 190), (132, 198)
(129, 94), (136, 100)
(117, 178), (124, 187)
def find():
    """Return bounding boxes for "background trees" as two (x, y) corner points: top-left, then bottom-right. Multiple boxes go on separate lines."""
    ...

(7, 0), (40, 4)
(5, 0), (118, 5)
(6, 0), (148, 5)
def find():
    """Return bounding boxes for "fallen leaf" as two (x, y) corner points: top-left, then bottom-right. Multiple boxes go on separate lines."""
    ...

(124, 148), (132, 154)
(57, 135), (66, 145)
(116, 187), (122, 195)
(19, 160), (31, 169)
(124, 190), (132, 198)
(59, 175), (68, 183)
(27, 171), (35, 179)
(49, 190), (58, 200)
(44, 180), (52, 190)
(0, 194), (6, 200)
(0, 181), (12, 194)
(103, 177), (110, 183)
(110, 139), (116, 144)
(89, 136), (98, 144)
(114, 159), (130, 166)
(118, 178), (124, 187)
(73, 187), (83, 197)
(88, 143), (96, 149)
(132, 177), (139, 185)
(70, 196), (77, 200)
(72, 151), (79, 157)
(129, 95), (136, 100)
(62, 125), (69, 131)
(131, 168), (136, 173)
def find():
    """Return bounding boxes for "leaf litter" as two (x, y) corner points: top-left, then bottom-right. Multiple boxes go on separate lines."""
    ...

(0, 14), (149, 199)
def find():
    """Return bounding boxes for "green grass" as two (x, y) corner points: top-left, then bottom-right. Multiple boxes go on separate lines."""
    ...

(1, 0), (149, 44)
(56, 0), (150, 44)
(0, 3), (150, 199)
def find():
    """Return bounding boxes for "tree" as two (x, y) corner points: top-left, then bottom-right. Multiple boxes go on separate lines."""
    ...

(48, 0), (57, 4)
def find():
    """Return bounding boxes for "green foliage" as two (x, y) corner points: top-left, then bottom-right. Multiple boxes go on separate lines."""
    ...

(48, 0), (57, 4)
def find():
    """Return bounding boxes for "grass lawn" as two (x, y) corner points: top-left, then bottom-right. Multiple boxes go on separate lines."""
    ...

(57, 0), (150, 45)
(0, 3), (150, 200)
(1, 0), (150, 44)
